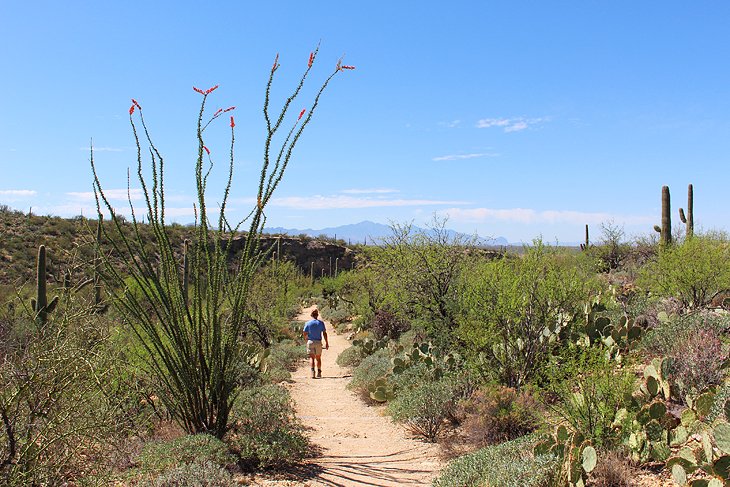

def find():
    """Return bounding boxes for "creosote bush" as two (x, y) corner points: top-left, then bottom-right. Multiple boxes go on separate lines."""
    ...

(670, 328), (725, 401)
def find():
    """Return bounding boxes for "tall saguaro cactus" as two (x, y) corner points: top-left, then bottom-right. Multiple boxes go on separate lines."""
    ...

(653, 186), (672, 247)
(580, 224), (589, 251)
(31, 244), (59, 325)
(678, 183), (694, 238)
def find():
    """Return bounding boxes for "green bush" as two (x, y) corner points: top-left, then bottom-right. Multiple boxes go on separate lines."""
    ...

(336, 344), (364, 367)
(638, 234), (730, 309)
(640, 310), (730, 357)
(387, 375), (461, 442)
(136, 434), (235, 476)
(348, 348), (392, 393)
(263, 339), (308, 383)
(546, 348), (635, 448)
(145, 460), (233, 486)
(432, 434), (559, 487)
(227, 384), (307, 469)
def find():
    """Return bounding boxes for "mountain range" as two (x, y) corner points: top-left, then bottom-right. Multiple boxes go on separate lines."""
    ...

(263, 221), (510, 247)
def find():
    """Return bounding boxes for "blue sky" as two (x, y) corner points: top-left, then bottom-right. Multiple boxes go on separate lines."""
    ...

(2, 1), (729, 243)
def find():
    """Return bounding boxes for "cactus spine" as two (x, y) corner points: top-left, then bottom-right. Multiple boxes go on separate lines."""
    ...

(678, 183), (694, 239)
(31, 245), (58, 325)
(654, 186), (672, 247)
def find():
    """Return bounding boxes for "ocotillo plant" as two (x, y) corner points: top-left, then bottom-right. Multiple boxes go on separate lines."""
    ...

(653, 185), (672, 247)
(30, 244), (59, 325)
(91, 47), (354, 438)
(678, 183), (694, 238)
(93, 215), (103, 310)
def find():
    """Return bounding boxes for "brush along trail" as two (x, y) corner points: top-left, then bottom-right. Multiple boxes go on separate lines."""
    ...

(244, 305), (442, 486)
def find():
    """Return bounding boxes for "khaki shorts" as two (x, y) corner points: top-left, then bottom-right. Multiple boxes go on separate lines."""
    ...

(306, 340), (323, 356)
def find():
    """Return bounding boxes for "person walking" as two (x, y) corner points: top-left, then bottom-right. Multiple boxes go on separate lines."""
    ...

(303, 308), (329, 378)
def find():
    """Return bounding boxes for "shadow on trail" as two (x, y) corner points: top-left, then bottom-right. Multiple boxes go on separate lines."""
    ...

(303, 450), (436, 487)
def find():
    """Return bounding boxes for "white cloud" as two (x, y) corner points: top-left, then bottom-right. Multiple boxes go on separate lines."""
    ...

(432, 153), (498, 161)
(66, 188), (144, 201)
(476, 117), (550, 132)
(439, 120), (461, 128)
(441, 207), (653, 225)
(340, 188), (399, 195)
(270, 195), (467, 210)
(0, 189), (37, 197)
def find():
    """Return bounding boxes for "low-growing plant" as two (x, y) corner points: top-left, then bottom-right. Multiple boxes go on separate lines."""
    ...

(227, 384), (307, 469)
(348, 348), (392, 394)
(387, 374), (461, 442)
(263, 339), (308, 383)
(136, 434), (235, 477)
(432, 433), (559, 487)
(587, 450), (634, 487)
(370, 309), (410, 340)
(145, 460), (233, 486)
(671, 328), (726, 402)
(459, 385), (541, 447)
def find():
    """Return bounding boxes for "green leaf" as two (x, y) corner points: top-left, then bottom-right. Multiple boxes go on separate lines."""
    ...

(713, 455), (730, 480)
(556, 425), (569, 442)
(695, 392), (715, 418)
(646, 376), (659, 397)
(649, 401), (667, 419)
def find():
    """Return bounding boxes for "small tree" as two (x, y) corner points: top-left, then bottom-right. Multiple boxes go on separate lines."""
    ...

(458, 240), (590, 389)
(638, 234), (730, 310)
(91, 49), (354, 438)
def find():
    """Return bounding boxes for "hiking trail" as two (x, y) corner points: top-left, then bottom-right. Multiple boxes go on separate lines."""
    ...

(246, 305), (442, 486)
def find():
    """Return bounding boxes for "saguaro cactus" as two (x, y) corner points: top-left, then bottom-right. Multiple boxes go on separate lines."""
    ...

(654, 186), (672, 247)
(31, 244), (59, 325)
(678, 183), (694, 238)
(580, 224), (589, 251)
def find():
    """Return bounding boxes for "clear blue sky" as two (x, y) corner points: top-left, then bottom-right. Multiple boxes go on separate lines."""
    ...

(2, 1), (729, 243)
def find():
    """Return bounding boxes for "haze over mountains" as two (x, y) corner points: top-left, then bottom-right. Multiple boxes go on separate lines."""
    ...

(264, 220), (511, 246)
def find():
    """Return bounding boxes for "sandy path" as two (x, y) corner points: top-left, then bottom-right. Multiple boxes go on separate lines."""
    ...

(255, 306), (442, 487)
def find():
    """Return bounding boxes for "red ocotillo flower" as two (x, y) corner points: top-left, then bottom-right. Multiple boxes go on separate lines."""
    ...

(308, 52), (314, 68)
(213, 108), (223, 117)
(341, 65), (356, 70)
(298, 109), (306, 120)
(272, 53), (279, 73)
(223, 106), (235, 112)
(193, 86), (205, 94)
(129, 104), (135, 115)
(205, 85), (219, 95)
(132, 99), (141, 109)
(203, 146), (210, 155)
(230, 116), (235, 128)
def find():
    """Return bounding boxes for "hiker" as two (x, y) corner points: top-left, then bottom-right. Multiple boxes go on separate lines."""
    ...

(303, 308), (329, 378)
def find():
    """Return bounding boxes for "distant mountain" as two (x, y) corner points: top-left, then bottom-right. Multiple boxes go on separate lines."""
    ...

(263, 220), (510, 246)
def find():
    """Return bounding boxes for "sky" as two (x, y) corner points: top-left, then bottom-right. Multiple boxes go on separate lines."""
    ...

(1, 1), (729, 244)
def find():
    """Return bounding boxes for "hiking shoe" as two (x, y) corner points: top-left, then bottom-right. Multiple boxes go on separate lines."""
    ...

(317, 369), (322, 378)
(311, 368), (316, 379)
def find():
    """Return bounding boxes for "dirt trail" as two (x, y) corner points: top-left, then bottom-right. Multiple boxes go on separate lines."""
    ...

(250, 306), (442, 486)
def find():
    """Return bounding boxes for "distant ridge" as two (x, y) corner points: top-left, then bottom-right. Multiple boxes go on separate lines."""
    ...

(263, 220), (510, 246)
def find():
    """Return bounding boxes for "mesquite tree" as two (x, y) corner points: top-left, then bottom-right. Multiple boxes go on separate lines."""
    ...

(91, 48), (354, 438)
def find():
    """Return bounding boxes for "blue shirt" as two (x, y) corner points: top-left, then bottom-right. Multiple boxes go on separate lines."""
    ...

(303, 319), (326, 341)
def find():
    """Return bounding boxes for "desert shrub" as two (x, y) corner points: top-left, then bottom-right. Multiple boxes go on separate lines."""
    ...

(320, 305), (351, 325)
(348, 348), (392, 393)
(263, 339), (308, 383)
(670, 328), (726, 401)
(637, 234), (730, 309)
(547, 348), (635, 448)
(370, 309), (410, 340)
(227, 384), (307, 469)
(136, 434), (235, 476)
(432, 433), (559, 487)
(387, 375), (461, 442)
(588, 450), (634, 487)
(336, 345), (363, 367)
(458, 240), (592, 389)
(640, 310), (730, 357)
(146, 460), (233, 486)
(459, 385), (540, 447)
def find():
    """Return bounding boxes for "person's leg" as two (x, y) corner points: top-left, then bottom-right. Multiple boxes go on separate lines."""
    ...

(309, 354), (316, 378)
(316, 355), (322, 377)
